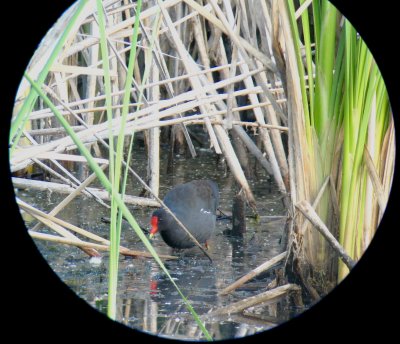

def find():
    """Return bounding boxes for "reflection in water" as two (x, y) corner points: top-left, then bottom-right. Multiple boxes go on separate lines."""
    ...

(20, 145), (294, 340)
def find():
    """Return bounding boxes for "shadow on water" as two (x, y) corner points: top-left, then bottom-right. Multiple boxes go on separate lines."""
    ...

(18, 143), (295, 340)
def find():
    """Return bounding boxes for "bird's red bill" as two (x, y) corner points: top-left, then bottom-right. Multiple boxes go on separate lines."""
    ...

(150, 215), (159, 236)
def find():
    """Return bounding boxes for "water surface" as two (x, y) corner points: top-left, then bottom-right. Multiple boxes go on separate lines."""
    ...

(18, 142), (295, 340)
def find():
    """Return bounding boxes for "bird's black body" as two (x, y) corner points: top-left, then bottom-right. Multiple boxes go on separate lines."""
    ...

(151, 180), (219, 249)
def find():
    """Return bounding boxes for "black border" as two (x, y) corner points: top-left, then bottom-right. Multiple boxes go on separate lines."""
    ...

(1, 1), (398, 342)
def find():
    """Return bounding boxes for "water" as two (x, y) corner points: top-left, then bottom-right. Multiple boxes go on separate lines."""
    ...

(17, 139), (295, 340)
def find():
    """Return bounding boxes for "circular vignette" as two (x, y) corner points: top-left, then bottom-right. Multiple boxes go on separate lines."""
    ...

(1, 0), (399, 342)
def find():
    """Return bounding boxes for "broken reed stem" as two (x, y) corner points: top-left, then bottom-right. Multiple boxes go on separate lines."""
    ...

(219, 251), (287, 295)
(13, 177), (160, 207)
(26, 119), (288, 137)
(29, 77), (284, 121)
(141, 15), (197, 159)
(295, 200), (356, 270)
(12, 66), (266, 167)
(31, 164), (109, 232)
(19, 197), (111, 244)
(232, 125), (273, 176)
(299, 175), (330, 235)
(34, 59), (271, 114)
(26, 125), (86, 136)
(185, 0), (277, 72)
(29, 231), (177, 259)
(198, 120), (287, 131)
(157, 0), (223, 154)
(21, 131), (107, 207)
(329, 175), (340, 222)
(312, 176), (330, 209)
(18, 198), (100, 257)
(211, 0), (288, 195)
(363, 146), (386, 212)
(204, 284), (300, 318)
(230, 313), (277, 328)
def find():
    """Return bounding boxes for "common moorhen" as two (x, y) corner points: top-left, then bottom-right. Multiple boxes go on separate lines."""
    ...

(149, 180), (219, 249)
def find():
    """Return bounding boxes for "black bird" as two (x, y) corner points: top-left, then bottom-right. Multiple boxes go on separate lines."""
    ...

(149, 180), (219, 249)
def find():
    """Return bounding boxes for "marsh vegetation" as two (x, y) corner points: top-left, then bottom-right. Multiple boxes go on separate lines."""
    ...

(10, 0), (394, 340)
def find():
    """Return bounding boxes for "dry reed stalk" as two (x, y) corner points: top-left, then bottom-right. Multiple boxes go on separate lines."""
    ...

(86, 19), (99, 130)
(243, 3), (289, 167)
(62, 0), (181, 59)
(141, 10), (197, 158)
(270, 1), (288, 94)
(155, 2), (213, 38)
(363, 96), (377, 250)
(27, 126), (86, 136)
(19, 155), (107, 210)
(20, 199), (110, 244)
(157, 0), (222, 154)
(230, 314), (277, 328)
(295, 200), (356, 270)
(294, 0), (313, 19)
(50, 63), (118, 77)
(126, 111), (286, 134)
(26, 116), (288, 138)
(232, 126), (274, 175)
(30, 164), (109, 232)
(204, 10), (275, 179)
(361, 116), (394, 251)
(18, 198), (100, 257)
(225, 9), (241, 131)
(32, 59), (285, 118)
(379, 117), (395, 220)
(363, 147), (386, 212)
(147, 7), (161, 198)
(235, 1), (289, 186)
(210, 2), (285, 198)
(329, 175), (340, 223)
(27, 86), (286, 134)
(19, 130), (107, 207)
(195, 20), (253, 182)
(14, 0), (99, 135)
(219, 251), (287, 295)
(29, 230), (177, 259)
(278, 0), (311, 236)
(212, 0), (287, 195)
(51, 43), (131, 86)
(28, 63), (271, 121)
(32, 152), (108, 165)
(13, 177), (160, 207)
(190, 9), (213, 83)
(253, 65), (289, 186)
(183, 0), (276, 72)
(18, 196), (176, 259)
(214, 120), (287, 132)
(13, 91), (205, 169)
(205, 284), (300, 318)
